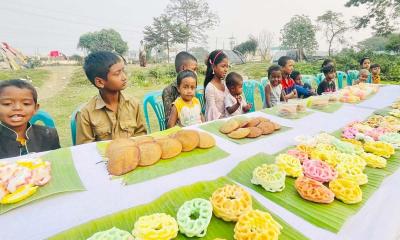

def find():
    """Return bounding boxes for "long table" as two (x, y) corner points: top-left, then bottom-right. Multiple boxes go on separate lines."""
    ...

(1, 85), (400, 240)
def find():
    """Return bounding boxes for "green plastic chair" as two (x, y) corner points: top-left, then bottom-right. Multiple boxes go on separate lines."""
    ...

(243, 80), (265, 112)
(143, 90), (165, 133)
(260, 77), (269, 88)
(336, 71), (347, 89)
(301, 75), (316, 86)
(30, 110), (55, 128)
(315, 73), (324, 85)
(70, 106), (81, 146)
(347, 70), (359, 86)
(195, 86), (205, 114)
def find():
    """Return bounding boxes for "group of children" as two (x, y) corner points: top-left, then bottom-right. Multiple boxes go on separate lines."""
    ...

(0, 50), (383, 159)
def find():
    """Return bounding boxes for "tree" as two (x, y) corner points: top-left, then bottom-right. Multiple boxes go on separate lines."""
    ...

(357, 36), (390, 51)
(233, 36), (258, 59)
(257, 30), (274, 61)
(143, 14), (189, 63)
(385, 33), (400, 53)
(317, 11), (349, 56)
(77, 29), (128, 55)
(280, 15), (318, 60)
(189, 46), (209, 63)
(166, 0), (219, 50)
(345, 0), (400, 35)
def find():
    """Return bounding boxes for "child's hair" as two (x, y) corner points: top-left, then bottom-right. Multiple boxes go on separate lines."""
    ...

(359, 69), (370, 76)
(225, 72), (243, 89)
(321, 59), (334, 69)
(290, 70), (301, 80)
(0, 79), (38, 104)
(176, 70), (197, 87)
(360, 57), (370, 66)
(204, 50), (228, 90)
(277, 56), (292, 67)
(322, 65), (335, 75)
(83, 51), (124, 86)
(370, 63), (380, 69)
(267, 65), (282, 78)
(175, 52), (197, 73)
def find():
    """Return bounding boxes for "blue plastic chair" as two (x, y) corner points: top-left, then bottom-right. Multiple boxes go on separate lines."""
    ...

(243, 80), (265, 112)
(260, 77), (269, 88)
(347, 70), (359, 86)
(143, 90), (166, 133)
(30, 110), (55, 128)
(315, 73), (324, 85)
(367, 74), (372, 84)
(195, 86), (205, 114)
(301, 75), (317, 86)
(336, 71), (347, 89)
(70, 107), (81, 146)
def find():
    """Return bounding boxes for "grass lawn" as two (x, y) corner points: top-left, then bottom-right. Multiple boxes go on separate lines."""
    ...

(0, 68), (50, 87)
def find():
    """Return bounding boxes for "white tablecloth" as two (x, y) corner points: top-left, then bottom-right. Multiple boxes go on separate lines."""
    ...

(1, 85), (399, 240)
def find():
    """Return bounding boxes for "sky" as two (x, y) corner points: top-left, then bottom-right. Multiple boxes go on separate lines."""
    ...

(0, 0), (372, 56)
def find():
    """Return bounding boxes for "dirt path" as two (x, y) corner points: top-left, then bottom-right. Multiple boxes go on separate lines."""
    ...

(37, 66), (78, 100)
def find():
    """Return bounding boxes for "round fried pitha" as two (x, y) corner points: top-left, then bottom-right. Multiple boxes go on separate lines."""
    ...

(198, 131), (216, 148)
(247, 118), (261, 127)
(257, 121), (275, 135)
(173, 130), (200, 152)
(228, 128), (251, 139)
(133, 135), (154, 144)
(247, 127), (263, 138)
(107, 145), (140, 176)
(156, 137), (183, 159)
(219, 119), (240, 134)
(138, 142), (162, 166)
(105, 138), (137, 159)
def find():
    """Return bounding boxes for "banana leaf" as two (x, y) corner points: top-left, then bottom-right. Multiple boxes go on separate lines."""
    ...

(199, 117), (291, 145)
(96, 132), (229, 185)
(0, 148), (85, 214)
(308, 102), (343, 113)
(227, 149), (400, 233)
(373, 107), (391, 116)
(49, 177), (308, 240)
(262, 106), (314, 119)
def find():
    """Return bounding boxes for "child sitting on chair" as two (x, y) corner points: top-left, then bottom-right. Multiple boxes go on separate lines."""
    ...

(76, 51), (146, 144)
(224, 72), (252, 116)
(264, 65), (287, 108)
(167, 70), (204, 128)
(317, 65), (336, 95)
(371, 63), (381, 84)
(0, 79), (60, 158)
(277, 56), (297, 100)
(290, 70), (315, 98)
(355, 69), (370, 85)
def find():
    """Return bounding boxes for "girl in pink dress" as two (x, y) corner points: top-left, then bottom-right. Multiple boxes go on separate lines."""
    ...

(204, 50), (229, 121)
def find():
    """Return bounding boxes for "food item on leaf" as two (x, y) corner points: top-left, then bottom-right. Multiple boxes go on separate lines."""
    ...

(198, 131), (216, 149)
(364, 141), (395, 158)
(251, 164), (286, 192)
(246, 127), (263, 138)
(138, 142), (162, 166)
(219, 119), (240, 134)
(228, 128), (251, 139)
(132, 213), (178, 240)
(176, 198), (212, 237)
(302, 159), (337, 183)
(295, 176), (334, 204)
(173, 130), (200, 152)
(156, 137), (182, 159)
(329, 179), (362, 204)
(275, 154), (303, 178)
(87, 227), (133, 240)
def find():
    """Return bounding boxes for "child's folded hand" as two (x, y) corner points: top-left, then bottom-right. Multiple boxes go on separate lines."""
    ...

(235, 95), (242, 103)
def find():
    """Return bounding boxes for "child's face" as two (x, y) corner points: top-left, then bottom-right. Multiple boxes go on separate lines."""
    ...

(181, 60), (198, 73)
(282, 60), (295, 75)
(325, 71), (336, 81)
(178, 77), (197, 102)
(229, 81), (243, 96)
(294, 75), (302, 85)
(96, 60), (127, 91)
(372, 67), (380, 75)
(270, 70), (282, 86)
(213, 58), (229, 79)
(362, 59), (371, 70)
(359, 73), (369, 82)
(0, 86), (39, 129)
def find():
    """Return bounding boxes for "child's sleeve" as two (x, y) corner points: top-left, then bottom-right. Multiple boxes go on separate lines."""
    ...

(49, 128), (61, 150)
(224, 94), (235, 108)
(76, 110), (95, 145)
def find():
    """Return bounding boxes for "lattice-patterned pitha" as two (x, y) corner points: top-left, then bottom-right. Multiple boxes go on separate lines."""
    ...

(295, 176), (335, 204)
(302, 159), (337, 183)
(132, 213), (178, 240)
(251, 164), (286, 192)
(176, 198), (212, 237)
(234, 209), (282, 240)
(87, 227), (133, 240)
(275, 154), (303, 178)
(361, 152), (387, 169)
(329, 179), (362, 204)
(363, 141), (395, 158)
(210, 184), (252, 222)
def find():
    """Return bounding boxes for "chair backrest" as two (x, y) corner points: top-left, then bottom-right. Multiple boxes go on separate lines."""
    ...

(195, 86), (205, 114)
(30, 110), (55, 128)
(243, 80), (264, 112)
(315, 73), (324, 85)
(143, 90), (166, 133)
(336, 71), (347, 89)
(70, 106), (81, 146)
(301, 75), (317, 86)
(260, 77), (269, 88)
(347, 70), (359, 86)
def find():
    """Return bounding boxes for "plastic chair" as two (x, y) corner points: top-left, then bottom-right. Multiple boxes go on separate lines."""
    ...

(347, 70), (359, 86)
(367, 74), (372, 84)
(260, 77), (269, 88)
(143, 90), (166, 133)
(336, 71), (347, 89)
(243, 80), (265, 112)
(315, 73), (324, 85)
(301, 75), (317, 86)
(30, 110), (55, 128)
(70, 106), (81, 146)
(195, 86), (205, 114)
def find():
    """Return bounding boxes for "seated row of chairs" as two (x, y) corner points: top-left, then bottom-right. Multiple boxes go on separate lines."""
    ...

(30, 69), (371, 144)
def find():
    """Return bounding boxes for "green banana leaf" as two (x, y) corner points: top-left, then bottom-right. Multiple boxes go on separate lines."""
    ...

(373, 107), (392, 116)
(199, 117), (291, 145)
(262, 106), (314, 119)
(96, 131), (229, 185)
(0, 148), (85, 214)
(227, 149), (400, 233)
(49, 177), (308, 240)
(308, 102), (343, 113)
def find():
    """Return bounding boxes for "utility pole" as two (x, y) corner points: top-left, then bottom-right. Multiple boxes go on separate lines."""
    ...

(228, 34), (236, 50)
